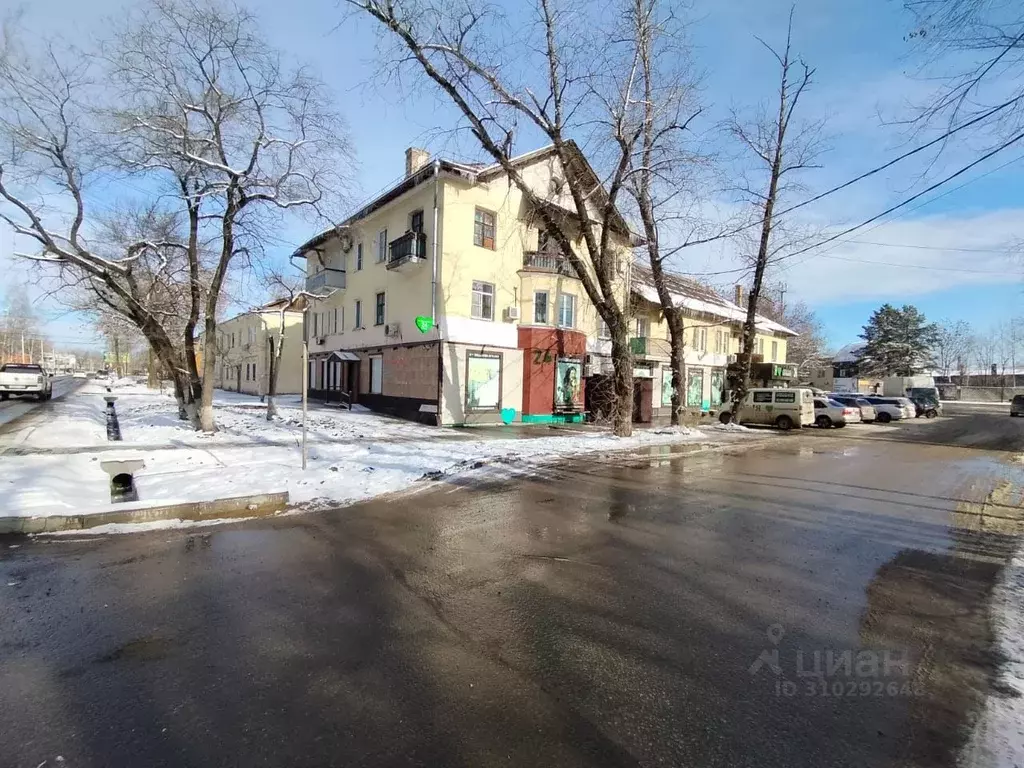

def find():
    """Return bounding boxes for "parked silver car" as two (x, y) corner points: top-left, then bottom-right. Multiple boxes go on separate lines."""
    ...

(828, 394), (877, 423)
(863, 397), (908, 423)
(813, 397), (862, 428)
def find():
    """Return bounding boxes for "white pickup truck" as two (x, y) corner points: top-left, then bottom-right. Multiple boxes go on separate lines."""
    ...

(0, 363), (53, 401)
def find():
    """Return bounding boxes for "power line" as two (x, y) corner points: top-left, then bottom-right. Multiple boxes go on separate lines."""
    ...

(819, 254), (1010, 274)
(782, 130), (1024, 263)
(836, 239), (1018, 254)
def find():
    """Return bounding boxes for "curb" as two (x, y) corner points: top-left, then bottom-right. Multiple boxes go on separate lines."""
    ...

(0, 492), (289, 534)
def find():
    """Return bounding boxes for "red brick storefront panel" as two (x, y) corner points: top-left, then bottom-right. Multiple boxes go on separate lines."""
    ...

(517, 327), (587, 415)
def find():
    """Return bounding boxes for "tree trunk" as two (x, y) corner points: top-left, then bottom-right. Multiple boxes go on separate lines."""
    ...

(666, 312), (685, 426)
(609, 322), (634, 437)
(200, 312), (218, 432)
(266, 334), (279, 421)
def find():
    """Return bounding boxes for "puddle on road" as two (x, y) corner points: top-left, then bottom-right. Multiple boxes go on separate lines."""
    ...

(858, 475), (1024, 766)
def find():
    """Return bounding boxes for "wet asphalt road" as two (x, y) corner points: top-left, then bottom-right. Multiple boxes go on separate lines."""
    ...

(2, 422), (1024, 767)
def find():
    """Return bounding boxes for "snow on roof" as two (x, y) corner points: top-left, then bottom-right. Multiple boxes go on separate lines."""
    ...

(833, 343), (865, 363)
(632, 266), (798, 336)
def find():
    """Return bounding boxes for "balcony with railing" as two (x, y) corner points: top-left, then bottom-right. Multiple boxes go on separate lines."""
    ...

(522, 250), (575, 277)
(630, 336), (671, 359)
(387, 231), (428, 270)
(306, 268), (346, 293)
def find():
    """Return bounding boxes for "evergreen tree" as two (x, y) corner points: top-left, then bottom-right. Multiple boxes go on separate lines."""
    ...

(859, 304), (939, 376)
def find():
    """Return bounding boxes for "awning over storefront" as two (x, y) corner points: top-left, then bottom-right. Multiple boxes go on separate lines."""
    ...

(327, 350), (360, 362)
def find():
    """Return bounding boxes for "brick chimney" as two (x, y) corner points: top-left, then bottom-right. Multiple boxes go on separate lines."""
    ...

(405, 147), (430, 177)
(734, 284), (744, 306)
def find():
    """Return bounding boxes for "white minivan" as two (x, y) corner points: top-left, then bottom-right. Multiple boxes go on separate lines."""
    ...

(719, 388), (815, 430)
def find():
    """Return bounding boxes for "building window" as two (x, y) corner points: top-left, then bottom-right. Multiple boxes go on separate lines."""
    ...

(534, 291), (549, 324)
(599, 319), (611, 339)
(466, 353), (501, 410)
(410, 209), (424, 233)
(757, 337), (765, 355)
(474, 208), (496, 249)
(771, 340), (779, 362)
(471, 281), (495, 320)
(307, 360), (315, 389)
(339, 306), (345, 333)
(714, 329), (726, 353)
(557, 294), (576, 328)
(636, 318), (649, 338)
(693, 327), (707, 352)
(312, 313), (319, 338)
(356, 242), (363, 270)
(376, 229), (388, 262)
(369, 355), (383, 394)
(355, 300), (362, 329)
(375, 292), (386, 326)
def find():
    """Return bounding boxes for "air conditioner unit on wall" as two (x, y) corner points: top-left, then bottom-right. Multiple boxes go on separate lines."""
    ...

(504, 306), (520, 321)
(315, 337), (325, 345)
(385, 322), (402, 338)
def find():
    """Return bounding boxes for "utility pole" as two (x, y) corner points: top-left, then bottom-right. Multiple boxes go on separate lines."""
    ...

(301, 319), (309, 471)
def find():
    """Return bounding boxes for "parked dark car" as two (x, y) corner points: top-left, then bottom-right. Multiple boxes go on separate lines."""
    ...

(1011, 394), (1024, 417)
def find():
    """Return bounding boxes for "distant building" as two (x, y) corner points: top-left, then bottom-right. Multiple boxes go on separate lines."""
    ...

(41, 352), (77, 371)
(201, 298), (305, 396)
(804, 344), (883, 394)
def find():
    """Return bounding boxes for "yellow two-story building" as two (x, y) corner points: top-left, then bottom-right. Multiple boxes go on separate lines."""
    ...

(206, 298), (306, 396)
(294, 144), (795, 426)
(629, 268), (797, 421)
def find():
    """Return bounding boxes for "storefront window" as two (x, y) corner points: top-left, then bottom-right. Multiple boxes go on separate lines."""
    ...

(555, 359), (582, 410)
(711, 369), (725, 406)
(466, 354), (501, 410)
(686, 368), (704, 408)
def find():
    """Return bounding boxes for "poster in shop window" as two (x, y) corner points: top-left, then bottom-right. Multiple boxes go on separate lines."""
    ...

(555, 359), (582, 409)
(467, 354), (501, 409)
(661, 367), (675, 407)
(686, 368), (704, 408)
(710, 369), (725, 406)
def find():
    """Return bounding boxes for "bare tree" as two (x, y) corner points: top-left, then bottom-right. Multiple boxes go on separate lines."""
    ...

(613, 0), (705, 425)
(347, 0), (644, 436)
(726, 10), (823, 403)
(934, 318), (974, 378)
(107, 0), (352, 431)
(0, 1), (353, 432)
(904, 0), (1024, 141)
(758, 289), (827, 369)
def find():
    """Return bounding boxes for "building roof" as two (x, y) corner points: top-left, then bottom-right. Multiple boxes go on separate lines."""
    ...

(833, 343), (865, 363)
(631, 265), (798, 336)
(291, 141), (633, 258)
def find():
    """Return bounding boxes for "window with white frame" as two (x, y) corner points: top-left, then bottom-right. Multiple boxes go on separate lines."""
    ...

(771, 340), (778, 362)
(757, 337), (764, 355)
(636, 318), (649, 338)
(376, 229), (388, 262)
(356, 242), (363, 270)
(471, 281), (495, 320)
(375, 292), (386, 326)
(355, 300), (362, 329)
(599, 319), (611, 339)
(693, 327), (707, 352)
(557, 293), (576, 328)
(369, 355), (383, 394)
(339, 306), (345, 333)
(714, 329), (726, 353)
(534, 291), (549, 324)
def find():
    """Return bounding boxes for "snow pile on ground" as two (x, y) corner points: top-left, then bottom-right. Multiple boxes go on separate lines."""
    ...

(713, 422), (753, 432)
(0, 385), (768, 520)
(962, 550), (1024, 768)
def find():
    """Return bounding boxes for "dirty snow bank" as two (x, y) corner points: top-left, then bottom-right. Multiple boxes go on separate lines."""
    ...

(961, 549), (1024, 767)
(1, 385), (769, 520)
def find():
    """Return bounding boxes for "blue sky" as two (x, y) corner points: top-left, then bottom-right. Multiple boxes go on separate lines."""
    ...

(2, 0), (1022, 351)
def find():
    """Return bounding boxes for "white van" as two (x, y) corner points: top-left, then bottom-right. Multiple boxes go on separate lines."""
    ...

(719, 388), (815, 430)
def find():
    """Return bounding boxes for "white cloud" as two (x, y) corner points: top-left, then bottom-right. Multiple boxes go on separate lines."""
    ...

(775, 208), (1023, 303)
